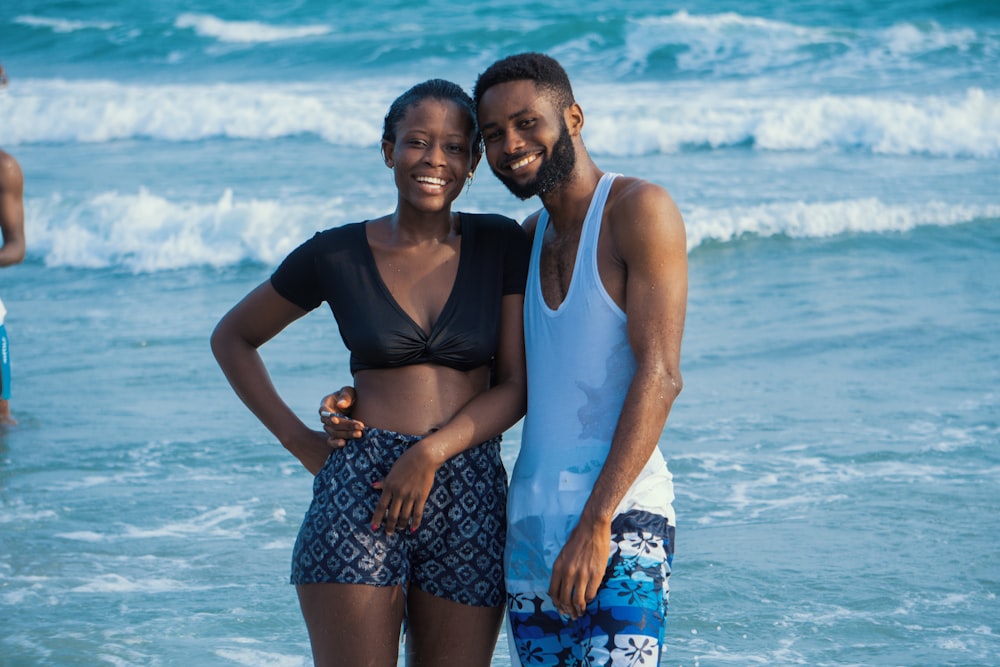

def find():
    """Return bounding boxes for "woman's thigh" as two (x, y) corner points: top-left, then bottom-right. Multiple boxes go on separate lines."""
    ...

(404, 586), (503, 667)
(297, 582), (405, 667)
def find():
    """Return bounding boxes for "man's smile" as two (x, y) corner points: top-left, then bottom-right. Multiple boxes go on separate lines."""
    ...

(507, 152), (541, 172)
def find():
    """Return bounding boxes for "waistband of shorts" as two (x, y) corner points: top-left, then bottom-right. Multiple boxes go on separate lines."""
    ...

(359, 427), (422, 445)
(360, 427), (501, 448)
(612, 508), (671, 536)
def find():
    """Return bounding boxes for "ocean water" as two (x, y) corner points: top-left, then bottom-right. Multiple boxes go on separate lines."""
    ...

(1, 1), (998, 665)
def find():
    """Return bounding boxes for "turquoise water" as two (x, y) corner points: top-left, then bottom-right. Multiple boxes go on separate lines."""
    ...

(1, 1), (999, 665)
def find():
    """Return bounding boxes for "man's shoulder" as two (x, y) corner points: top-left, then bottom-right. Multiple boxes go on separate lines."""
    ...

(608, 175), (673, 212)
(0, 150), (24, 190)
(604, 175), (685, 254)
(0, 149), (18, 169)
(606, 175), (681, 229)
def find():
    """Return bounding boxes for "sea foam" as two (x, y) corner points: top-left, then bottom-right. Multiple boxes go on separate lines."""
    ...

(214, 648), (308, 667)
(3, 79), (995, 158)
(0, 80), (385, 146)
(70, 573), (192, 593)
(13, 15), (118, 33)
(623, 11), (993, 78)
(174, 13), (332, 44)
(581, 86), (1000, 158)
(684, 198), (1000, 249)
(24, 189), (999, 270)
(27, 188), (348, 271)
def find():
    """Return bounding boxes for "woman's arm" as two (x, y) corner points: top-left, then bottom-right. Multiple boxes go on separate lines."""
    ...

(371, 293), (527, 534)
(211, 282), (332, 474)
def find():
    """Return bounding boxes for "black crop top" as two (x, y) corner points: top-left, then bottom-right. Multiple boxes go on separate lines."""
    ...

(270, 213), (530, 374)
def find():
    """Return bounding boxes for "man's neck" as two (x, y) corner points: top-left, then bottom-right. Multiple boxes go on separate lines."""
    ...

(539, 158), (603, 235)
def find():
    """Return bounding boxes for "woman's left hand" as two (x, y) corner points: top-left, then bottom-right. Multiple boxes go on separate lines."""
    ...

(369, 444), (439, 535)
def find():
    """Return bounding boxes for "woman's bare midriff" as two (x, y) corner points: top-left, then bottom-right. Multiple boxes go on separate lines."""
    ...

(351, 364), (491, 436)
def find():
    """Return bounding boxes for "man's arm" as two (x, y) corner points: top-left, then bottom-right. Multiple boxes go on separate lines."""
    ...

(548, 179), (688, 618)
(0, 151), (26, 267)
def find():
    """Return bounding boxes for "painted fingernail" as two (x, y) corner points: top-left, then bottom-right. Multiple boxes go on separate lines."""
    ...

(371, 524), (379, 531)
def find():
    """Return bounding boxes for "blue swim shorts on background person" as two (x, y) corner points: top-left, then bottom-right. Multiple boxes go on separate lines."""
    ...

(1, 324), (11, 400)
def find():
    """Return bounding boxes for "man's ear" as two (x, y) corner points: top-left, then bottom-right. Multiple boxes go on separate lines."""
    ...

(565, 102), (584, 136)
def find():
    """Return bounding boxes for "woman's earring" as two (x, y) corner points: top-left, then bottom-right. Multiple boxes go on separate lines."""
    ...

(465, 171), (475, 194)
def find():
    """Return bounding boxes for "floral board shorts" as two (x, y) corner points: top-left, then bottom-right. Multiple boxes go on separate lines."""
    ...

(506, 509), (674, 666)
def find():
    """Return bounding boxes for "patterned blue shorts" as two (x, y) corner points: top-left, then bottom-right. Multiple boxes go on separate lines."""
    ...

(507, 510), (674, 666)
(291, 427), (507, 607)
(0, 324), (10, 401)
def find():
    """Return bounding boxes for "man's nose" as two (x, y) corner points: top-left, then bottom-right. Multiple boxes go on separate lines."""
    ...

(503, 129), (525, 155)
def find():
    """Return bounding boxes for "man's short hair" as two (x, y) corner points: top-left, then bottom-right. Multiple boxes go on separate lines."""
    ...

(474, 52), (575, 111)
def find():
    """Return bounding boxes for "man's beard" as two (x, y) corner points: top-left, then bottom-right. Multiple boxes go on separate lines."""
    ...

(492, 121), (576, 201)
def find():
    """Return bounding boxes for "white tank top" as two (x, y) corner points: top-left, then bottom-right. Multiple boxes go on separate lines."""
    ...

(506, 172), (675, 595)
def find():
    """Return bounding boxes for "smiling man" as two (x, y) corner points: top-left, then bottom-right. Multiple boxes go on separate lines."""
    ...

(474, 53), (688, 666)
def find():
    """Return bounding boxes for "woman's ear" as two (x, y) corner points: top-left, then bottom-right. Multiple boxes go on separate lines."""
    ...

(469, 151), (482, 175)
(381, 139), (395, 168)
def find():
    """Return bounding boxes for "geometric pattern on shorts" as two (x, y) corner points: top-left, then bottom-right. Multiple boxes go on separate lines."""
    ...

(507, 509), (674, 666)
(291, 427), (507, 607)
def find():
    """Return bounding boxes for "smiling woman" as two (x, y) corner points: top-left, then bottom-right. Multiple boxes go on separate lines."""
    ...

(382, 85), (481, 217)
(210, 79), (531, 667)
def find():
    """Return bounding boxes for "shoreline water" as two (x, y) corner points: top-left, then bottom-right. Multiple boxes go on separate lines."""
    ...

(3, 217), (998, 664)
